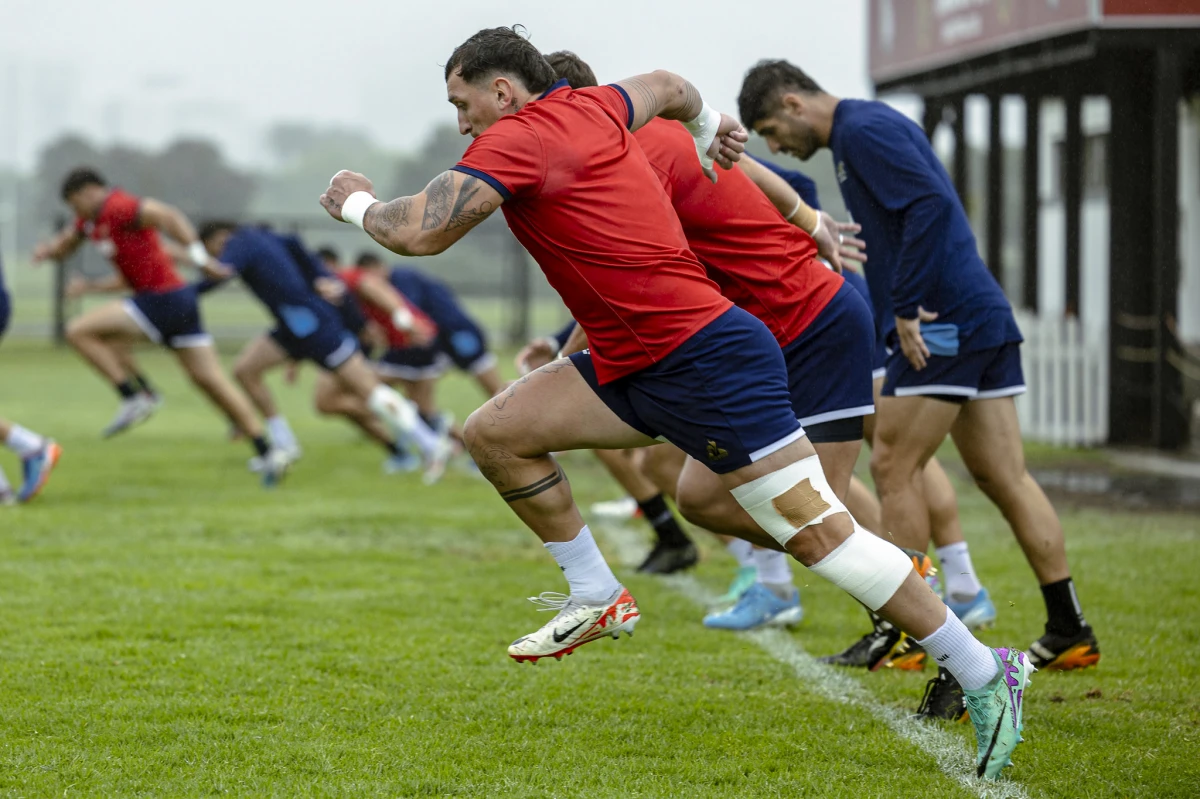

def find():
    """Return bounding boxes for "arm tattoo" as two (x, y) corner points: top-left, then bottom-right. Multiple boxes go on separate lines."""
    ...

(623, 77), (658, 124)
(499, 465), (566, 503)
(366, 197), (414, 244)
(421, 172), (456, 230)
(446, 176), (495, 231)
(680, 81), (703, 119)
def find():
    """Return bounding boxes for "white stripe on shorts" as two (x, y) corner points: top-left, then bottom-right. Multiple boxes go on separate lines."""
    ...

(973, 385), (1027, 400)
(122, 299), (163, 344)
(748, 426), (808, 463)
(799, 404), (876, 427)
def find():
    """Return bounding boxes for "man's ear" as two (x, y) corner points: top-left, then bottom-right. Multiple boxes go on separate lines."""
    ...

(781, 92), (805, 116)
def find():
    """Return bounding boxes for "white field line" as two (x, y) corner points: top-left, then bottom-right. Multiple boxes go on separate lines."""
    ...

(598, 523), (1033, 799)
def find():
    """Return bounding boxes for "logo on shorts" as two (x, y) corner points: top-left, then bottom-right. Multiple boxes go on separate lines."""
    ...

(706, 439), (729, 462)
(837, 161), (847, 184)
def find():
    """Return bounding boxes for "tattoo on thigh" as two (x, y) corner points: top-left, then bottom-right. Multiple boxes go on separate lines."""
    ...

(491, 359), (568, 412)
(499, 465), (566, 503)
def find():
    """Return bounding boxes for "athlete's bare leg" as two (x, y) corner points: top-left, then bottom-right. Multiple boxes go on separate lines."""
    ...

(924, 456), (966, 548)
(870, 395), (960, 550)
(313, 371), (394, 447)
(636, 443), (687, 501)
(594, 448), (659, 502)
(64, 301), (146, 386)
(472, 364), (507, 398)
(951, 397), (1069, 584)
(174, 345), (265, 439)
(232, 334), (290, 419)
(845, 475), (882, 533)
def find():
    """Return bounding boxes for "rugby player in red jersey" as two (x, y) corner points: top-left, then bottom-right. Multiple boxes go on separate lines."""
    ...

(32, 168), (289, 485)
(319, 28), (1027, 778)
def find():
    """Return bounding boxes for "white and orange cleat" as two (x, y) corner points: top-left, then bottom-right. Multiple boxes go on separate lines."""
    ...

(508, 586), (640, 663)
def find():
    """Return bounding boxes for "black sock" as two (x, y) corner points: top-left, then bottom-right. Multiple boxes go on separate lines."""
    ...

(387, 440), (408, 456)
(1041, 577), (1086, 636)
(116, 380), (139, 399)
(251, 436), (270, 457)
(637, 494), (691, 547)
(132, 372), (157, 397)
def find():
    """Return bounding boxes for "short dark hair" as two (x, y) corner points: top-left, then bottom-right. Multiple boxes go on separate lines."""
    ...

(355, 252), (384, 268)
(737, 60), (825, 129)
(444, 25), (556, 94)
(315, 246), (340, 263)
(198, 220), (238, 243)
(60, 167), (106, 201)
(545, 51), (597, 89)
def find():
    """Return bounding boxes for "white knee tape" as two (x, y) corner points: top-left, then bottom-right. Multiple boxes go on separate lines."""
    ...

(368, 384), (418, 431)
(808, 530), (913, 612)
(728, 455), (846, 548)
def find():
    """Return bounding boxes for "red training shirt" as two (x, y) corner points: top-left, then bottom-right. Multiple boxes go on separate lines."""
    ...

(74, 189), (184, 293)
(452, 80), (732, 384)
(339, 267), (436, 350)
(633, 119), (842, 348)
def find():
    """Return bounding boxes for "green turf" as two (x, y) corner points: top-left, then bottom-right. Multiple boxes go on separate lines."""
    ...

(1, 341), (1198, 797)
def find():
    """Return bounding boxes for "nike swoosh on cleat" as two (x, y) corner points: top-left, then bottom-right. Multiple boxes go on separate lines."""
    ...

(978, 714), (1004, 778)
(552, 620), (587, 643)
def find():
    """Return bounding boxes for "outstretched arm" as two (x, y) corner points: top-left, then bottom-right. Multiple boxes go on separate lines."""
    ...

(139, 198), (229, 279)
(32, 226), (84, 263)
(349, 271), (435, 346)
(320, 169), (502, 257)
(614, 70), (748, 181)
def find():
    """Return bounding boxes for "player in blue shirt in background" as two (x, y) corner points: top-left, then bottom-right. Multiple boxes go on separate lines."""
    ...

(0, 251), (62, 504)
(737, 62), (1099, 687)
(198, 223), (452, 484)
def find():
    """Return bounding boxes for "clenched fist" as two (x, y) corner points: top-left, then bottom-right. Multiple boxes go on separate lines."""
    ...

(320, 170), (375, 222)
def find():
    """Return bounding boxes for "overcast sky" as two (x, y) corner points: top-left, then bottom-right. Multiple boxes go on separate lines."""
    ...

(0, 0), (877, 168)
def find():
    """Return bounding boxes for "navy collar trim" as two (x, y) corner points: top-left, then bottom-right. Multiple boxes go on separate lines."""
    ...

(538, 78), (570, 99)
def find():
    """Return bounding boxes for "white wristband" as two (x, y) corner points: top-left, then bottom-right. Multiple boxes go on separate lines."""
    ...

(809, 211), (824, 239)
(682, 102), (722, 171)
(187, 241), (209, 266)
(342, 191), (380, 229)
(391, 306), (415, 332)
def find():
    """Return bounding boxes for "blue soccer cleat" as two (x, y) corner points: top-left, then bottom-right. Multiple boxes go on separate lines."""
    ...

(703, 583), (803, 631)
(18, 441), (62, 503)
(715, 565), (758, 605)
(947, 588), (998, 630)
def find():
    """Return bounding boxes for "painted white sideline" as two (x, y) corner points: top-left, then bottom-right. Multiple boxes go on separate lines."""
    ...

(598, 523), (1034, 799)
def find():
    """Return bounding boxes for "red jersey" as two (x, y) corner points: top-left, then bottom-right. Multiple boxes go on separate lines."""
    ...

(452, 81), (731, 384)
(339, 267), (436, 349)
(74, 189), (184, 293)
(633, 119), (841, 347)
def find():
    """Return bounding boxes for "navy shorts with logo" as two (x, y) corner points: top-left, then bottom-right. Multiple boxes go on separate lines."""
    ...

(270, 323), (358, 371)
(124, 285), (212, 349)
(571, 305), (804, 475)
(374, 345), (452, 381)
(883, 341), (1026, 401)
(375, 319), (495, 381)
(782, 281), (876, 442)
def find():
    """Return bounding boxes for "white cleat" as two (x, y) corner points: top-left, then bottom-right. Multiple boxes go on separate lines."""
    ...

(102, 394), (158, 439)
(589, 496), (639, 521)
(248, 446), (302, 473)
(259, 448), (292, 488)
(421, 425), (454, 486)
(508, 586), (640, 663)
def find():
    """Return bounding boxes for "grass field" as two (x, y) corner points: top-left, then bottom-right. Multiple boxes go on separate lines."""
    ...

(1, 340), (1198, 798)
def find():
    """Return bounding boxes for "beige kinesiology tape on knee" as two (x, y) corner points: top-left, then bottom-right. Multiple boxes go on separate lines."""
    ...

(728, 455), (846, 548)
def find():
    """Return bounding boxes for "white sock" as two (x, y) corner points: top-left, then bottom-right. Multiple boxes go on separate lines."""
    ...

(754, 547), (794, 586)
(936, 541), (984, 601)
(917, 606), (999, 691)
(0, 465), (11, 495)
(726, 538), (756, 569)
(544, 525), (620, 603)
(5, 425), (44, 459)
(265, 415), (298, 452)
(368, 385), (440, 456)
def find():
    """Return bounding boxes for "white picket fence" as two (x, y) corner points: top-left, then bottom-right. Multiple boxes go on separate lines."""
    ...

(1013, 310), (1109, 447)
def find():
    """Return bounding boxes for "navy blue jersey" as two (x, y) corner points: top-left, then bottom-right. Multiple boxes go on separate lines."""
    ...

(387, 267), (475, 330)
(277, 234), (369, 335)
(750, 155), (821, 210)
(829, 99), (1019, 351)
(219, 228), (341, 336)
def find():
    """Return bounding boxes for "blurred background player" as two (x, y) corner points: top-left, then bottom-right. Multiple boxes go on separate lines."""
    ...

(198, 222), (453, 484)
(747, 153), (997, 680)
(31, 168), (288, 485)
(0, 249), (61, 505)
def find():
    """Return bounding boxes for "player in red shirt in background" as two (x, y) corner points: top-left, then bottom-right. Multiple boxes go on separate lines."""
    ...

(32, 168), (289, 485)
(319, 28), (1028, 779)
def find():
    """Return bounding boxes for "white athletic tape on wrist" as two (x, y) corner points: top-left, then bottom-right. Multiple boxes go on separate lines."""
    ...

(341, 191), (380, 229)
(391, 306), (414, 332)
(807, 529), (913, 612)
(187, 241), (209, 266)
(728, 455), (845, 548)
(682, 102), (722, 172)
(810, 211), (825, 239)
